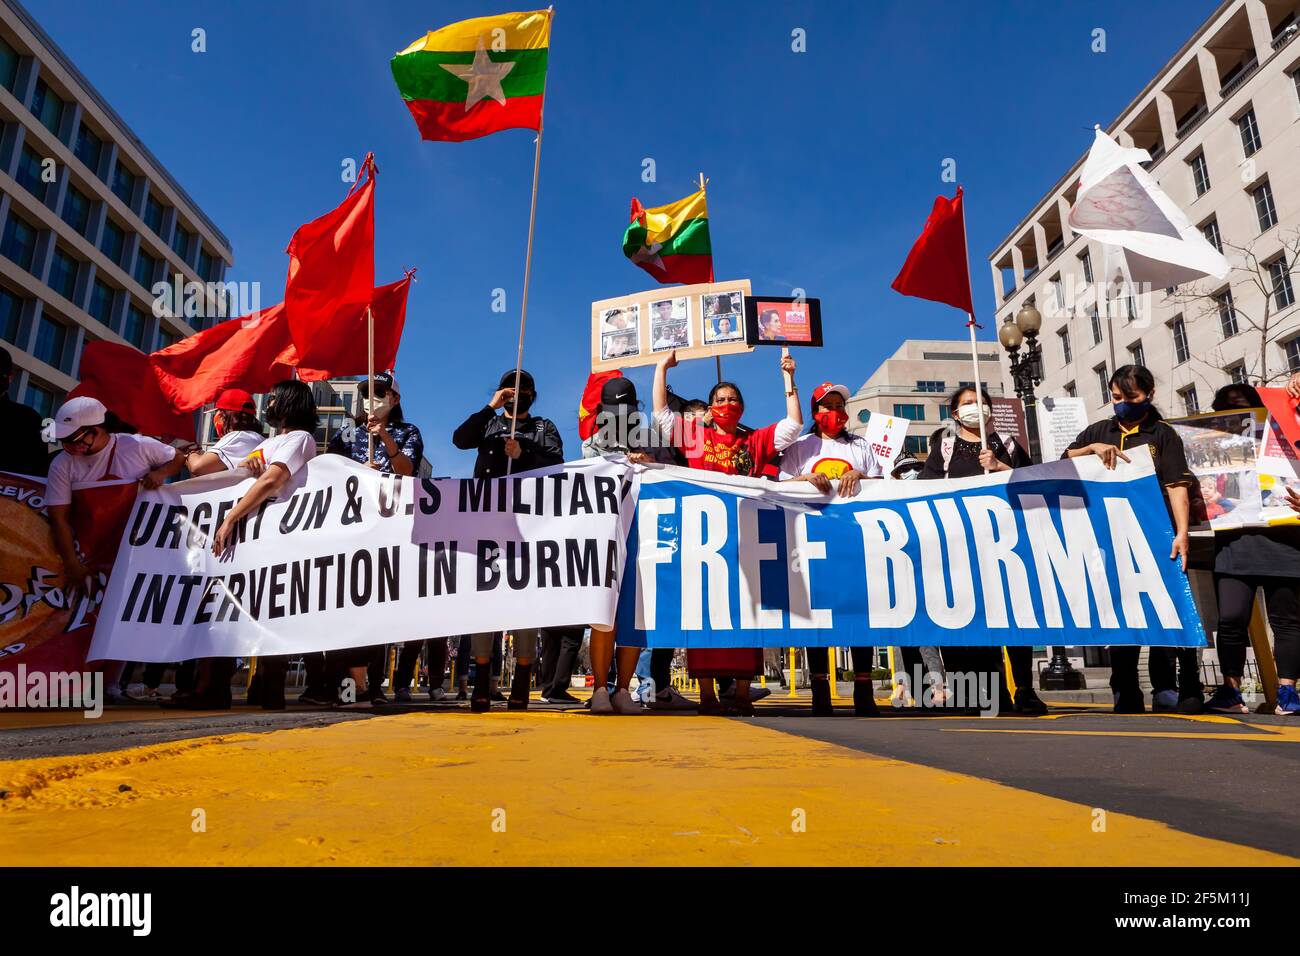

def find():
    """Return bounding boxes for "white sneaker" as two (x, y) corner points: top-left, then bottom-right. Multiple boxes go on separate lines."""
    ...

(651, 686), (698, 711)
(590, 687), (614, 714)
(610, 689), (644, 715)
(125, 682), (147, 700)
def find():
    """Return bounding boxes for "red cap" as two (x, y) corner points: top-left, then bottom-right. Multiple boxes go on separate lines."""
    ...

(811, 382), (850, 405)
(214, 388), (256, 414)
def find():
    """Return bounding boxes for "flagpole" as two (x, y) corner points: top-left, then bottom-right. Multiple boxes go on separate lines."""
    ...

(506, 7), (552, 476)
(367, 305), (375, 464)
(958, 187), (990, 471)
(699, 171), (723, 385)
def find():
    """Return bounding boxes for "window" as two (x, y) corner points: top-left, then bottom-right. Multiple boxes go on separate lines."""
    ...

(856, 410), (869, 424)
(171, 224), (192, 261)
(903, 435), (929, 455)
(915, 380), (944, 393)
(1294, 66), (1300, 106)
(1190, 152), (1210, 197)
(111, 163), (136, 207)
(1218, 289), (1239, 337)
(0, 213), (37, 272)
(156, 327), (179, 350)
(0, 35), (17, 92)
(88, 279), (115, 326)
(31, 80), (64, 137)
(197, 248), (214, 282)
(24, 382), (57, 419)
(1237, 108), (1262, 156)
(100, 219), (125, 266)
(1126, 294), (1138, 323)
(0, 287), (21, 344)
(893, 403), (925, 421)
(15, 145), (47, 200)
(121, 305), (148, 350)
(1228, 363), (1247, 385)
(1064, 381), (1077, 398)
(60, 185), (92, 237)
(1270, 255), (1296, 311)
(144, 195), (165, 235)
(1089, 303), (1102, 344)
(1080, 250), (1093, 284)
(32, 314), (67, 371)
(1127, 339), (1146, 368)
(1253, 181), (1278, 232)
(1179, 385), (1200, 415)
(133, 249), (158, 289)
(1050, 275), (1065, 313)
(1202, 218), (1223, 252)
(1094, 364), (1109, 404)
(1171, 315), (1190, 364)
(1058, 327), (1072, 363)
(1288, 337), (1300, 373)
(47, 246), (77, 301)
(73, 123), (103, 174)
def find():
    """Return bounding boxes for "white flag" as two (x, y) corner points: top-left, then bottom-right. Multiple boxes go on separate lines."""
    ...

(1068, 128), (1229, 288)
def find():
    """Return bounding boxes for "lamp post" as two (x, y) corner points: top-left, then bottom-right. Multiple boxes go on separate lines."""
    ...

(999, 303), (1086, 691)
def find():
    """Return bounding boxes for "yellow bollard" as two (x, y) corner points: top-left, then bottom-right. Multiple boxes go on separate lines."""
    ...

(1248, 594), (1280, 711)
(1001, 648), (1018, 698)
(828, 647), (840, 700)
(787, 647), (797, 698)
(387, 646), (397, 690)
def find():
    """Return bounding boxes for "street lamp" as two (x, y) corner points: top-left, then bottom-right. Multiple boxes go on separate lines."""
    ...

(999, 302), (1086, 691)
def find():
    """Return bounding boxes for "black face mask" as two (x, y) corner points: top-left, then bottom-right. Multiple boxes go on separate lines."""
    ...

(512, 391), (535, 414)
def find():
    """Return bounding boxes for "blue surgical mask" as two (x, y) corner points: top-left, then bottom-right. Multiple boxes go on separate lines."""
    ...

(1113, 399), (1150, 421)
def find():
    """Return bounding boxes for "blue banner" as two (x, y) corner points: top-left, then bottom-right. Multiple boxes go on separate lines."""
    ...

(616, 455), (1206, 648)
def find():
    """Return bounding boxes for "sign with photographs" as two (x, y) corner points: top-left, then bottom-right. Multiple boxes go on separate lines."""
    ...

(591, 279), (753, 372)
(743, 296), (823, 347)
(1166, 408), (1280, 529)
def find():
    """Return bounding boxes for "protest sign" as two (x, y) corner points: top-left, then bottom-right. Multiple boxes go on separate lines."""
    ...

(89, 457), (635, 662)
(1167, 408), (1264, 529)
(591, 279), (752, 372)
(615, 454), (1205, 648)
(990, 396), (1028, 451)
(744, 295), (823, 347)
(1036, 396), (1089, 463)
(863, 412), (910, 475)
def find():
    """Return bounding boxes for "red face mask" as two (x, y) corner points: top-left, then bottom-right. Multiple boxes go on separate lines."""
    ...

(710, 404), (742, 430)
(214, 413), (227, 438)
(815, 408), (848, 438)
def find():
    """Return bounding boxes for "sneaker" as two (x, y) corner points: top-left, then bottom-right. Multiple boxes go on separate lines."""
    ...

(1206, 685), (1249, 714)
(590, 687), (614, 714)
(297, 691), (335, 707)
(650, 686), (698, 711)
(428, 687), (446, 701)
(1275, 684), (1300, 717)
(1152, 689), (1179, 712)
(1013, 688), (1048, 716)
(541, 690), (582, 705)
(1113, 690), (1146, 714)
(748, 686), (772, 703)
(1176, 694), (1204, 715)
(125, 682), (148, 700)
(490, 691), (507, 703)
(105, 687), (132, 705)
(456, 689), (467, 701)
(611, 689), (644, 714)
(394, 687), (412, 703)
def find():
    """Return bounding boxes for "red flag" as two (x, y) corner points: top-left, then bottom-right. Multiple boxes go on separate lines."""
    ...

(891, 186), (974, 316)
(578, 370), (622, 440)
(291, 272), (415, 383)
(284, 154), (376, 367)
(71, 341), (196, 441)
(150, 303), (298, 411)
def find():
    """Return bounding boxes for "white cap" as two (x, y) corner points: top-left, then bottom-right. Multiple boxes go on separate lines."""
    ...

(43, 396), (106, 442)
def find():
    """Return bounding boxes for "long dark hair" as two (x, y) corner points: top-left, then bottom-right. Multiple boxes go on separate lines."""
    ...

(264, 380), (318, 433)
(220, 410), (264, 436)
(1109, 364), (1163, 419)
(1211, 383), (1263, 411)
(708, 380), (744, 406)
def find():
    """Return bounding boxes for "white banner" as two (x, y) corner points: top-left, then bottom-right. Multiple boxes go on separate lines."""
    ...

(89, 457), (636, 662)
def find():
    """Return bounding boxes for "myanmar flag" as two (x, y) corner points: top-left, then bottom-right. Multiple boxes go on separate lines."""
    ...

(622, 188), (714, 285)
(391, 10), (551, 143)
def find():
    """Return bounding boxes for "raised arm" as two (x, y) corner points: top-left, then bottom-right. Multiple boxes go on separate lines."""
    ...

(653, 349), (677, 416)
(781, 353), (801, 426)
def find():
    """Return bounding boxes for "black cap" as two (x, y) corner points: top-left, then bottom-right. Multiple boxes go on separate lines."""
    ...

(359, 371), (399, 398)
(499, 369), (535, 391)
(600, 377), (637, 408)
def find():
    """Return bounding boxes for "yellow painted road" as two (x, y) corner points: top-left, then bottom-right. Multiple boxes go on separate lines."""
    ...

(1, 711), (1293, 866)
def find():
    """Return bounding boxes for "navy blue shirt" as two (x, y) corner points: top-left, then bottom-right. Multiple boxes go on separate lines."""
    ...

(328, 420), (424, 473)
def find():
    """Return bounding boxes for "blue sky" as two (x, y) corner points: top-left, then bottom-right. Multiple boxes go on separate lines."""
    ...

(39, 0), (1217, 474)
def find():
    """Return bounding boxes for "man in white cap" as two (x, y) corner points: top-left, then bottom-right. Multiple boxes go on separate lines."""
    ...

(44, 396), (184, 602)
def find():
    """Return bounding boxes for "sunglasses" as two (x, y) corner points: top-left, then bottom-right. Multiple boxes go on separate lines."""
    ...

(60, 426), (96, 450)
(361, 386), (391, 400)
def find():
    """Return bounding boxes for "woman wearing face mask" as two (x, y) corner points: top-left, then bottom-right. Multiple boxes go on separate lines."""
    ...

(1064, 365), (1198, 714)
(653, 349), (802, 715)
(1204, 384), (1300, 716)
(920, 386), (1048, 716)
(778, 382), (882, 716)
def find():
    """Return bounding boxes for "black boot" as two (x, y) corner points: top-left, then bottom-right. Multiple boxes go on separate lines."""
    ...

(811, 677), (833, 716)
(1013, 687), (1048, 715)
(508, 663), (532, 711)
(853, 678), (879, 717)
(470, 663), (492, 713)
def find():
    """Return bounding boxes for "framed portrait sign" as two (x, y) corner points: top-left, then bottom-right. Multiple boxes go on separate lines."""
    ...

(590, 278), (753, 371)
(744, 295), (822, 348)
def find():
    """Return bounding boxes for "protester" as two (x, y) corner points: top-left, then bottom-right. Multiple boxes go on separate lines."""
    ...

(42, 396), (185, 704)
(393, 639), (450, 701)
(452, 369), (562, 711)
(778, 381), (883, 716)
(537, 627), (583, 704)
(211, 380), (319, 711)
(889, 452), (924, 480)
(1205, 384), (1300, 716)
(1064, 365), (1199, 714)
(653, 348), (801, 715)
(0, 346), (49, 477)
(185, 389), (264, 476)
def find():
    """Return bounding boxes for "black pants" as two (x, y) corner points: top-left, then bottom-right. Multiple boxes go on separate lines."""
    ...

(1109, 646), (1202, 698)
(1215, 573), (1300, 681)
(650, 648), (674, 691)
(538, 626), (583, 697)
(395, 638), (450, 692)
(806, 646), (873, 676)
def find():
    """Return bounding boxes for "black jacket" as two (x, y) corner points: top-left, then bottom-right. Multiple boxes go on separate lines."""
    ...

(452, 405), (564, 477)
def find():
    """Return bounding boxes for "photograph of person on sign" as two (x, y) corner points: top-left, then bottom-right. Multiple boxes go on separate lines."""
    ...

(744, 296), (823, 347)
(702, 291), (743, 344)
(649, 296), (691, 352)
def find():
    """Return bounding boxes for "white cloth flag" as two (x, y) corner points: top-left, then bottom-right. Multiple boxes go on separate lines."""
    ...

(1068, 128), (1229, 288)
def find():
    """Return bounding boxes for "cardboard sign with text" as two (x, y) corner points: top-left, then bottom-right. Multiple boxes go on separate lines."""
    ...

(863, 412), (910, 475)
(1037, 396), (1090, 463)
(990, 396), (1029, 451)
(591, 279), (753, 372)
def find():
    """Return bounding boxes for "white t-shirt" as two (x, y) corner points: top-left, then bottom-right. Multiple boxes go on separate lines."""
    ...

(45, 433), (177, 507)
(245, 430), (316, 477)
(777, 431), (882, 481)
(209, 430), (263, 470)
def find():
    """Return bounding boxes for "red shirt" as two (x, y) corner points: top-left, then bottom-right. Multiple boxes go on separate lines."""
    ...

(680, 418), (779, 477)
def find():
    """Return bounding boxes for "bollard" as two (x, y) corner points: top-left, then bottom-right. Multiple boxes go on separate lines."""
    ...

(1248, 594), (1279, 711)
(828, 647), (840, 700)
(1001, 648), (1017, 698)
(387, 647), (397, 691)
(787, 647), (797, 698)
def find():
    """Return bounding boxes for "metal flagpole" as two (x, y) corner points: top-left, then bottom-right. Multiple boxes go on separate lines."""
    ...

(506, 7), (553, 476)
(366, 305), (375, 464)
(699, 171), (723, 384)
(958, 187), (990, 472)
